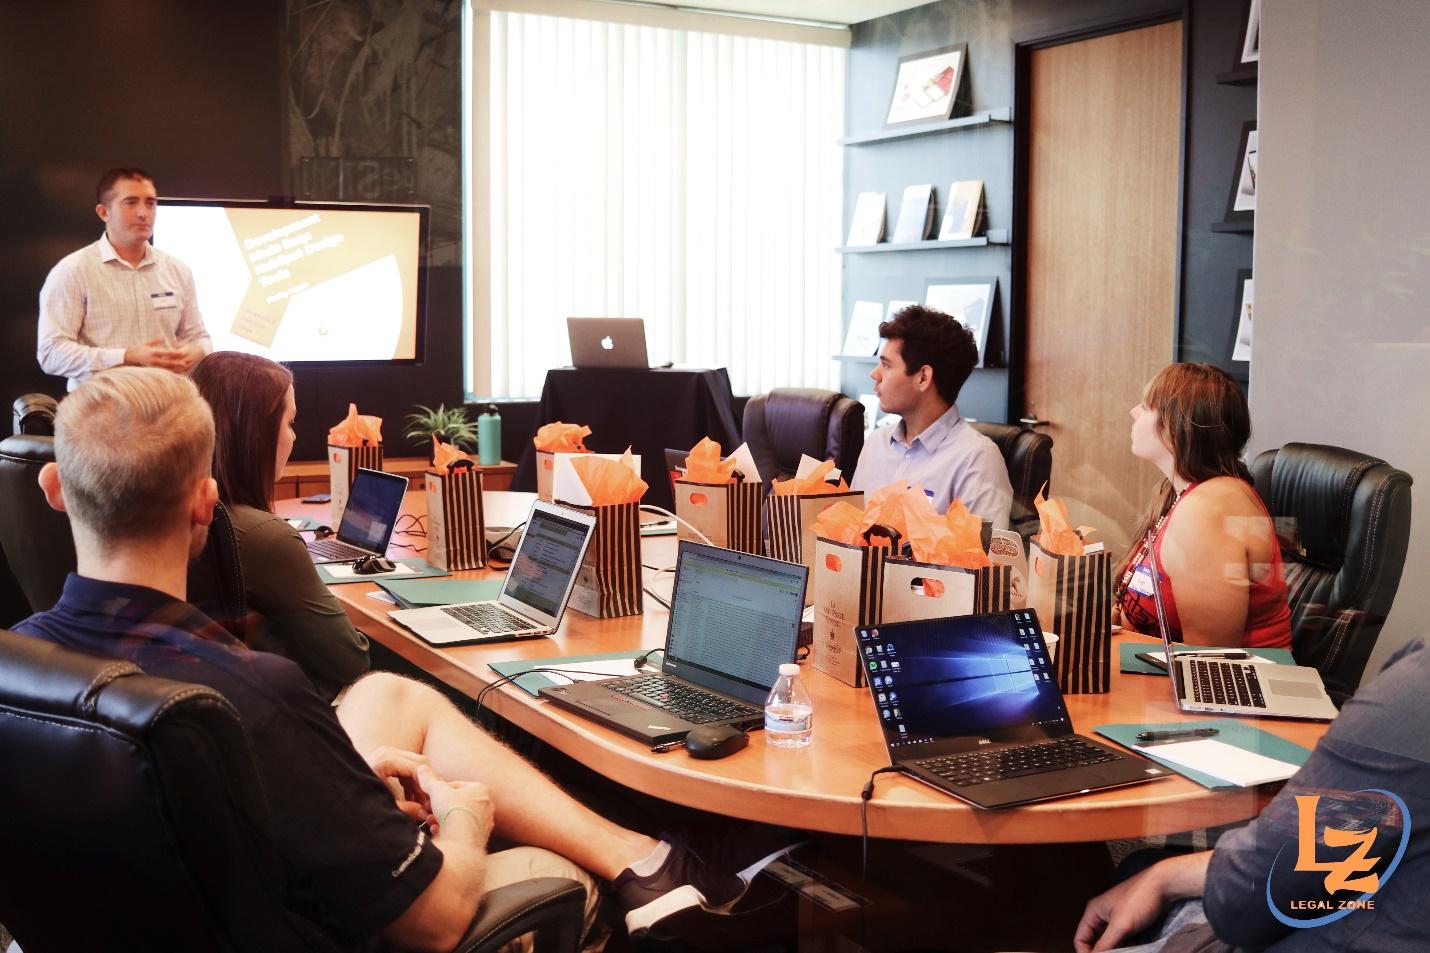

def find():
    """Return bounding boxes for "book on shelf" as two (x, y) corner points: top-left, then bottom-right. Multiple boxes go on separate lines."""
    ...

(938, 179), (986, 241)
(842, 300), (886, 356)
(890, 184), (936, 243)
(846, 192), (886, 246)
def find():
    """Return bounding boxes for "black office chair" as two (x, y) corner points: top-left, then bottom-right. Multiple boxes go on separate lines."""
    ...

(969, 422), (1053, 543)
(11, 393), (57, 437)
(0, 628), (588, 953)
(1250, 442), (1413, 704)
(741, 388), (865, 491)
(0, 433), (247, 635)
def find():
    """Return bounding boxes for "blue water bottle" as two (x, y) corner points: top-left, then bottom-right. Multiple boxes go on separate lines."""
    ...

(478, 404), (502, 466)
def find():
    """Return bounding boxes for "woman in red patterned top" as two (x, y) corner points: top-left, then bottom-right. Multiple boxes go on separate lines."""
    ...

(1113, 363), (1291, 649)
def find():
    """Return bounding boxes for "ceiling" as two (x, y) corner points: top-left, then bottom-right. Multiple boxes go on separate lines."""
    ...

(651, 0), (934, 27)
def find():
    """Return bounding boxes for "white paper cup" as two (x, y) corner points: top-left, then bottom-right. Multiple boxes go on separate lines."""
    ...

(1042, 632), (1060, 663)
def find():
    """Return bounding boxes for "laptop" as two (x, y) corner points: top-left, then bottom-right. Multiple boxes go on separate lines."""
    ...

(1147, 534), (1338, 720)
(857, 611), (1165, 809)
(568, 317), (649, 368)
(388, 501), (596, 645)
(307, 468), (408, 563)
(539, 541), (808, 745)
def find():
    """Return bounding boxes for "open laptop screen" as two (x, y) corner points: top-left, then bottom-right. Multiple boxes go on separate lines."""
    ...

(858, 611), (1071, 756)
(663, 542), (808, 705)
(337, 469), (408, 552)
(502, 505), (592, 617)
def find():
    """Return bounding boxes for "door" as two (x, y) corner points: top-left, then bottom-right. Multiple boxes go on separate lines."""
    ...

(1023, 20), (1182, 555)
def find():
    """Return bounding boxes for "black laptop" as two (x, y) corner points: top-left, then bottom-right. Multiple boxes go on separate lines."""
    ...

(307, 468), (408, 563)
(540, 541), (808, 745)
(857, 611), (1166, 809)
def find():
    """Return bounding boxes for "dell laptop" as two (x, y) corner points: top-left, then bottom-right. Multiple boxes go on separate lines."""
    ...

(1148, 534), (1338, 720)
(389, 501), (596, 645)
(540, 541), (808, 745)
(857, 611), (1165, 809)
(568, 317), (649, 369)
(307, 468), (409, 564)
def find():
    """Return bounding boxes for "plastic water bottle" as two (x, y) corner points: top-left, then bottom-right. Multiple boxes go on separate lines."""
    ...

(764, 663), (813, 748)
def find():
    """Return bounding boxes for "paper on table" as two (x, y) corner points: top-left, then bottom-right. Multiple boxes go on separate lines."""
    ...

(1133, 738), (1299, 787)
(366, 590), (398, 605)
(325, 562), (418, 580)
(536, 658), (641, 684)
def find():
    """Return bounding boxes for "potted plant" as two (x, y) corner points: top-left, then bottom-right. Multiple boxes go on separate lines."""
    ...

(404, 404), (478, 459)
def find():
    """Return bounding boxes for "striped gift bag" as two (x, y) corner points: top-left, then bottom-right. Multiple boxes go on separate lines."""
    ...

(1027, 541), (1112, 694)
(566, 501), (643, 618)
(674, 478), (763, 555)
(424, 467), (487, 571)
(329, 442), (383, 526)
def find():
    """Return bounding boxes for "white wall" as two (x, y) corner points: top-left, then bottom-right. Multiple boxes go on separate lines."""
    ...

(1254, 0), (1430, 682)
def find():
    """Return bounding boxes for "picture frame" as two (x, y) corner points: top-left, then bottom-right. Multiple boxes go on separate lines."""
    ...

(1223, 121), (1257, 223)
(884, 43), (969, 128)
(1231, 270), (1254, 364)
(1240, 0), (1260, 65)
(924, 277), (997, 367)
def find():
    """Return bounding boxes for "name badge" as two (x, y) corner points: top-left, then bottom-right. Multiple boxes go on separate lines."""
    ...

(150, 290), (178, 310)
(1128, 564), (1156, 597)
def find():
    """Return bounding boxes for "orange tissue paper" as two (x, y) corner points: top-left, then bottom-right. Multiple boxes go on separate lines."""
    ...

(533, 422), (592, 453)
(682, 437), (740, 484)
(329, 403), (383, 447)
(921, 500), (990, 570)
(430, 436), (473, 475)
(1033, 489), (1088, 557)
(571, 450), (647, 505)
(771, 459), (849, 497)
(811, 501), (868, 546)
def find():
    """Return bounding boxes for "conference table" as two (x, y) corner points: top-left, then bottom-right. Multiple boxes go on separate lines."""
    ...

(276, 493), (1329, 847)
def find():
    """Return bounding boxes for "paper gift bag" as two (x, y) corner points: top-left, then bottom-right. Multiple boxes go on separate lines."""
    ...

(675, 479), (763, 554)
(567, 501), (643, 619)
(328, 443), (383, 526)
(974, 564), (1014, 613)
(811, 538), (889, 686)
(766, 490), (865, 574)
(536, 450), (593, 502)
(424, 467), (487, 571)
(1027, 541), (1112, 694)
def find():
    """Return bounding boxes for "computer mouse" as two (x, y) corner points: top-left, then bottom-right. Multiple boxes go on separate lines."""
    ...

(353, 555), (397, 575)
(684, 724), (749, 760)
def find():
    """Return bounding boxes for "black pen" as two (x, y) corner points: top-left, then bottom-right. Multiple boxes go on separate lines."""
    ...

(1137, 727), (1220, 742)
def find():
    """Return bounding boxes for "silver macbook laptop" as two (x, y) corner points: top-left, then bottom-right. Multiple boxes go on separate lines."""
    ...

(389, 501), (596, 646)
(568, 317), (649, 368)
(1148, 532), (1338, 721)
(307, 468), (408, 564)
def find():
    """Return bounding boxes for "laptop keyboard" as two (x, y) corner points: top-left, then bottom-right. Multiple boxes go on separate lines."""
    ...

(915, 736), (1117, 788)
(308, 538), (374, 561)
(1189, 659), (1267, 708)
(607, 675), (761, 726)
(440, 603), (537, 634)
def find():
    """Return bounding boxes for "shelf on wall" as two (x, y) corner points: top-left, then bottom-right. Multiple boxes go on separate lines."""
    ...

(837, 108), (1012, 146)
(1211, 220), (1254, 233)
(838, 229), (1010, 254)
(1216, 65), (1258, 86)
(834, 354), (879, 363)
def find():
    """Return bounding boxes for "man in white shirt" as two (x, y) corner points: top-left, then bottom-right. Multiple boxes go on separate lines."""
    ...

(37, 167), (212, 390)
(851, 304), (1014, 529)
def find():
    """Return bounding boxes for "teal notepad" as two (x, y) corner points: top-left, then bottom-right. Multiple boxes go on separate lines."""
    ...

(1095, 719), (1312, 789)
(284, 516), (323, 532)
(1120, 642), (1296, 675)
(377, 578), (503, 609)
(316, 558), (451, 586)
(489, 652), (644, 698)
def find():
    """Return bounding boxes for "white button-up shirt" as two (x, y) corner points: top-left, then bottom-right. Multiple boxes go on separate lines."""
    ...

(851, 404), (1014, 530)
(36, 233), (212, 390)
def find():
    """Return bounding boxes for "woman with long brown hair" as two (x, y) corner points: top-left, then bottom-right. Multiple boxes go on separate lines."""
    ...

(1114, 363), (1291, 648)
(192, 351), (369, 698)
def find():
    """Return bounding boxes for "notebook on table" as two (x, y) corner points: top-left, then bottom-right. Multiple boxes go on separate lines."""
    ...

(857, 611), (1165, 810)
(568, 317), (649, 368)
(1146, 533), (1338, 721)
(388, 501), (595, 646)
(306, 468), (408, 564)
(539, 541), (808, 745)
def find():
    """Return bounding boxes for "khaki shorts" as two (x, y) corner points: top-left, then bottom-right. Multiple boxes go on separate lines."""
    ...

(483, 846), (606, 953)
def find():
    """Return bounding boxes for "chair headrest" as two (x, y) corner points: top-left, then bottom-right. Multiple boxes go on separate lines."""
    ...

(1257, 443), (1391, 562)
(756, 389), (842, 469)
(12, 393), (58, 437)
(0, 433), (57, 465)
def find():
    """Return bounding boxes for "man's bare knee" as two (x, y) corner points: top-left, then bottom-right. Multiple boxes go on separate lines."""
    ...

(337, 672), (445, 752)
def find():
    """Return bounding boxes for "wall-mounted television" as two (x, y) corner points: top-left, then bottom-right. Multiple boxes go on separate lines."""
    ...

(152, 198), (428, 364)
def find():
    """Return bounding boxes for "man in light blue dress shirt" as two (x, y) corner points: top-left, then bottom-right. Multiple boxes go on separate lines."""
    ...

(850, 305), (1013, 530)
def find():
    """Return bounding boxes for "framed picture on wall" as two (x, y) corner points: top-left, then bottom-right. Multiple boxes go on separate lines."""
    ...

(1231, 270), (1254, 363)
(924, 277), (997, 367)
(884, 44), (968, 127)
(1224, 122), (1257, 222)
(1240, 0), (1261, 65)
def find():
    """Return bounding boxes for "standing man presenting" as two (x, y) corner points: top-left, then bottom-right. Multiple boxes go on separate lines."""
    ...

(851, 305), (1014, 529)
(37, 167), (211, 390)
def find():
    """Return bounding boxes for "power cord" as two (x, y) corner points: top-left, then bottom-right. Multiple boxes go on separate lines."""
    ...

(639, 504), (713, 546)
(483, 521), (527, 570)
(859, 766), (903, 881)
(473, 652), (664, 727)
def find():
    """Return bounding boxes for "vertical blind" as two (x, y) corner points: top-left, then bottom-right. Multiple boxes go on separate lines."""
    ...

(484, 11), (845, 398)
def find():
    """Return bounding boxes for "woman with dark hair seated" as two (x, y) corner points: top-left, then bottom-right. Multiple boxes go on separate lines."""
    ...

(1114, 363), (1291, 649)
(192, 351), (369, 698)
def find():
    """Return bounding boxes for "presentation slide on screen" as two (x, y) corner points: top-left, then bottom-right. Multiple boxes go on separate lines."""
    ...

(154, 205), (421, 362)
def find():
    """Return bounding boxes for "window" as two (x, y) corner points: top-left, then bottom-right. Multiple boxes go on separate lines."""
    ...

(469, 9), (845, 398)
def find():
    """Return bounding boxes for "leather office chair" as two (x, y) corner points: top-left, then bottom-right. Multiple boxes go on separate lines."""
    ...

(1250, 442), (1413, 704)
(969, 422), (1053, 542)
(0, 628), (588, 953)
(0, 434), (246, 635)
(742, 388), (865, 491)
(11, 393), (57, 437)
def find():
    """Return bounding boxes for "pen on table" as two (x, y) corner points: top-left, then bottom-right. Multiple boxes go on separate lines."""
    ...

(1137, 727), (1220, 742)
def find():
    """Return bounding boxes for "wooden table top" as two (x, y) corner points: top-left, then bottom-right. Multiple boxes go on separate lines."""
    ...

(277, 494), (1329, 845)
